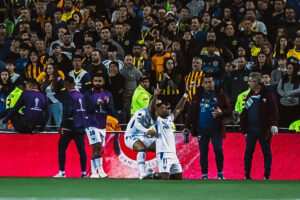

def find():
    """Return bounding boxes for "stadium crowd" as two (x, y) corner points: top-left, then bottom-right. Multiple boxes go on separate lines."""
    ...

(0, 0), (299, 129)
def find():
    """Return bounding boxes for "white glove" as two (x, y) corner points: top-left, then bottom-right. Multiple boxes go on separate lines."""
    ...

(271, 126), (278, 135)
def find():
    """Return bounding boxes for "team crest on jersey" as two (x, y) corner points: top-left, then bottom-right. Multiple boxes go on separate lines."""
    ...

(114, 134), (157, 169)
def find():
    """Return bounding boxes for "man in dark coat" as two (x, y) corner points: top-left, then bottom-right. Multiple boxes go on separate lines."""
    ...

(184, 72), (232, 180)
(240, 72), (279, 180)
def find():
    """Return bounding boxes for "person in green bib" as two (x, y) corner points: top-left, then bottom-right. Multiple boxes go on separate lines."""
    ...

(0, 79), (25, 130)
(130, 76), (152, 116)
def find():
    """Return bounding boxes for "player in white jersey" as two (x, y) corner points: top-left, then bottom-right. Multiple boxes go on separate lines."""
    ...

(124, 99), (158, 180)
(150, 86), (189, 180)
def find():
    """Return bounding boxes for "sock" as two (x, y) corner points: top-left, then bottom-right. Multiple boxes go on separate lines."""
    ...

(82, 171), (86, 175)
(137, 150), (146, 176)
(94, 156), (102, 171)
(91, 159), (97, 174)
(59, 170), (65, 175)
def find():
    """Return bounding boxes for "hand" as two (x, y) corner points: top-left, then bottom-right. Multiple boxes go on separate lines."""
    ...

(212, 107), (223, 117)
(58, 127), (64, 135)
(163, 73), (170, 80)
(147, 129), (158, 137)
(271, 126), (278, 135)
(104, 96), (110, 104)
(118, 88), (124, 94)
(0, 121), (3, 126)
(153, 84), (161, 96)
(97, 98), (104, 105)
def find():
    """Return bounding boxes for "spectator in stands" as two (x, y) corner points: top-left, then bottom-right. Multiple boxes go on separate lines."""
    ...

(52, 43), (73, 75)
(158, 57), (182, 111)
(40, 63), (64, 130)
(246, 9), (267, 35)
(240, 72), (279, 180)
(102, 45), (124, 72)
(277, 63), (300, 127)
(6, 59), (21, 84)
(224, 56), (251, 105)
(25, 49), (45, 80)
(287, 36), (300, 64)
(113, 22), (134, 55)
(86, 49), (108, 80)
(131, 76), (151, 115)
(49, 27), (74, 56)
(0, 79), (49, 133)
(108, 61), (125, 123)
(120, 54), (142, 122)
(52, 8), (68, 36)
(253, 52), (273, 73)
(44, 22), (57, 51)
(201, 41), (225, 86)
(68, 55), (91, 93)
(0, 70), (14, 115)
(61, 0), (79, 22)
(16, 43), (30, 77)
(184, 72), (231, 180)
(262, 70), (279, 103)
(271, 54), (287, 86)
(185, 57), (203, 102)
(151, 40), (171, 81)
(190, 17), (207, 48)
(32, 2), (51, 31)
(273, 36), (289, 58)
(81, 41), (94, 69)
(54, 76), (87, 178)
(61, 32), (76, 60)
(132, 43), (151, 76)
(95, 27), (125, 60)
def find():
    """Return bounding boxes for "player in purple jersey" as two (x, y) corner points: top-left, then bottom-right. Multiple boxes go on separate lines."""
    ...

(54, 77), (87, 178)
(0, 79), (48, 133)
(84, 73), (114, 178)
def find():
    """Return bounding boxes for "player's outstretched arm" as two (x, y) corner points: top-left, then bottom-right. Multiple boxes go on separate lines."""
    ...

(173, 87), (189, 120)
(150, 84), (161, 121)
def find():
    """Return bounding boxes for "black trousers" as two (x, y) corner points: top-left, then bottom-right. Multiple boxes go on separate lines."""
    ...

(244, 134), (272, 178)
(12, 117), (35, 133)
(198, 129), (224, 175)
(58, 130), (87, 172)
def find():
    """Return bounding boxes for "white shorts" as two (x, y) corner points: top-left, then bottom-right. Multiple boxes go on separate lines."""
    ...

(156, 152), (182, 175)
(124, 135), (156, 150)
(86, 127), (106, 145)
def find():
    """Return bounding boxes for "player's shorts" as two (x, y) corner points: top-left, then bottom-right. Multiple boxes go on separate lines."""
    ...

(156, 152), (182, 175)
(86, 127), (106, 145)
(124, 134), (156, 150)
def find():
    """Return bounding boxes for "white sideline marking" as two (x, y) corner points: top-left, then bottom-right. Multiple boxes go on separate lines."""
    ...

(0, 198), (300, 200)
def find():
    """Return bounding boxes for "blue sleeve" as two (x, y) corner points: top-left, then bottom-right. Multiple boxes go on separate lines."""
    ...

(2, 93), (25, 124)
(81, 73), (92, 93)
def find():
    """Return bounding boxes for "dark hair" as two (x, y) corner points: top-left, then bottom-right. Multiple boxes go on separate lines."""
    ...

(72, 54), (82, 61)
(52, 43), (61, 49)
(282, 63), (300, 90)
(67, 18), (76, 25)
(93, 73), (106, 81)
(26, 78), (38, 87)
(72, 11), (82, 24)
(108, 45), (118, 52)
(64, 76), (75, 85)
(83, 41), (95, 48)
(5, 59), (16, 65)
(109, 61), (119, 68)
(41, 63), (60, 92)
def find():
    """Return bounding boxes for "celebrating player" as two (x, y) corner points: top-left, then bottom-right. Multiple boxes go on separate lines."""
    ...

(150, 86), (189, 180)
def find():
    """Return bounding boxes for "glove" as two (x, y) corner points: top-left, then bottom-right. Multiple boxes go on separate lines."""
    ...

(271, 126), (278, 135)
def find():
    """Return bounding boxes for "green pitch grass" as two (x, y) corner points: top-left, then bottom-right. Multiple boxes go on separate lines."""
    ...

(0, 178), (300, 200)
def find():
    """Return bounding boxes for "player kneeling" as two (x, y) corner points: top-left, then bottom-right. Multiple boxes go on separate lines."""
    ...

(124, 100), (158, 180)
(150, 87), (188, 180)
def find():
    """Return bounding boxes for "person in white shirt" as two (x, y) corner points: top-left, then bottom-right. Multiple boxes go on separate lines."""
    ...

(149, 86), (188, 180)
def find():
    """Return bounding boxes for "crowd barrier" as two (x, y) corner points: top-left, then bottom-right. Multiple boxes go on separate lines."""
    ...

(0, 132), (299, 179)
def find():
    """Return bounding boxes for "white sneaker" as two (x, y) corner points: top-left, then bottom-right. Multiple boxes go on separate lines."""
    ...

(53, 172), (66, 178)
(90, 173), (100, 178)
(139, 169), (153, 180)
(98, 169), (108, 178)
